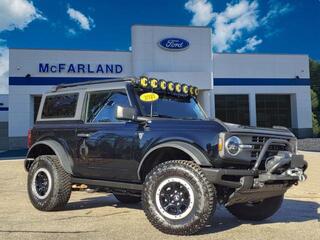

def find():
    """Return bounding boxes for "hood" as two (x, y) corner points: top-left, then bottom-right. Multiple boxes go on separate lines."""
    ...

(147, 117), (295, 138)
(222, 122), (295, 138)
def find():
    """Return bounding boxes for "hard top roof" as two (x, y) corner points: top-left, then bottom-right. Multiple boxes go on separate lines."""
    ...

(53, 77), (135, 92)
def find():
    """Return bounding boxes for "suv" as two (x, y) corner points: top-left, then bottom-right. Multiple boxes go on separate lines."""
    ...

(25, 77), (307, 235)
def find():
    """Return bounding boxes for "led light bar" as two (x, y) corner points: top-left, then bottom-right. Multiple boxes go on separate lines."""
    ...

(136, 76), (199, 97)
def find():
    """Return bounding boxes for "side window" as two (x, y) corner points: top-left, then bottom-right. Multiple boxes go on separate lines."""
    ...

(42, 93), (78, 119)
(86, 90), (130, 123)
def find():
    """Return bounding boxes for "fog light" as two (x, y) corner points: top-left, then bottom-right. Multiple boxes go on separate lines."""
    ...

(189, 86), (194, 95)
(194, 87), (199, 96)
(150, 78), (158, 89)
(159, 79), (167, 90)
(139, 76), (148, 88)
(182, 84), (189, 94)
(167, 82), (174, 92)
(175, 83), (182, 93)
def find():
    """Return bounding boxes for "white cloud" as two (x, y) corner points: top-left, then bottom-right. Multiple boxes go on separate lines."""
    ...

(185, 0), (214, 26)
(0, 0), (45, 94)
(261, 0), (294, 26)
(67, 7), (95, 30)
(67, 28), (77, 36)
(236, 35), (262, 53)
(185, 0), (293, 53)
(0, 0), (45, 32)
(211, 0), (259, 52)
(0, 45), (9, 94)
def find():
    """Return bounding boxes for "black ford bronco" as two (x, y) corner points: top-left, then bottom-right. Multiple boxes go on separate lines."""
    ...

(25, 77), (307, 235)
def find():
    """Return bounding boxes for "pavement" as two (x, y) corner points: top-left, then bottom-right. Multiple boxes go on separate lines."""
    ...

(0, 151), (319, 240)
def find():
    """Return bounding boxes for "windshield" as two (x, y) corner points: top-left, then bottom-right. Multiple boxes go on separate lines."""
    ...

(135, 90), (207, 120)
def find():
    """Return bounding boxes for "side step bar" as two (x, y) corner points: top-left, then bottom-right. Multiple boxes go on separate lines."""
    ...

(72, 177), (143, 191)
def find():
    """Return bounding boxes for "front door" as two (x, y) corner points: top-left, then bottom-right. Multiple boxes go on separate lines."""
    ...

(76, 89), (140, 181)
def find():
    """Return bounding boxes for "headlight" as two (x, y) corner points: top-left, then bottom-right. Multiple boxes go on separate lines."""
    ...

(225, 136), (242, 156)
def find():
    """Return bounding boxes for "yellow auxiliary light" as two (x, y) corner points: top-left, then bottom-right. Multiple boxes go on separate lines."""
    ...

(194, 87), (199, 96)
(167, 82), (175, 92)
(182, 84), (189, 94)
(159, 79), (167, 90)
(189, 86), (194, 95)
(175, 83), (182, 93)
(150, 78), (158, 89)
(139, 76), (149, 88)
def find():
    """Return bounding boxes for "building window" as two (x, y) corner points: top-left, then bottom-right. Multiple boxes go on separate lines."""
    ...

(215, 95), (250, 125)
(256, 94), (292, 128)
(42, 93), (78, 119)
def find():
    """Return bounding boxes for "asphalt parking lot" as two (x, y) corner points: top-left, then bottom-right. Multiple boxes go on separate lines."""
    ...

(0, 151), (319, 240)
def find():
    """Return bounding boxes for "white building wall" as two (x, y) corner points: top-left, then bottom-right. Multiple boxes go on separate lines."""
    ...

(132, 25), (213, 90)
(213, 53), (309, 79)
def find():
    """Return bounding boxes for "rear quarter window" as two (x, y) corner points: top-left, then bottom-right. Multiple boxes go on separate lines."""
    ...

(41, 93), (79, 119)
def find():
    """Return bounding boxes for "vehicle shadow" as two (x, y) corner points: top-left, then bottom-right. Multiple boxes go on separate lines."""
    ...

(65, 196), (319, 234)
(200, 198), (320, 235)
(65, 194), (142, 211)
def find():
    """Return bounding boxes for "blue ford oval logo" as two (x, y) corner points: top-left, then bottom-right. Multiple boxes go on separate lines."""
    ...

(159, 38), (190, 51)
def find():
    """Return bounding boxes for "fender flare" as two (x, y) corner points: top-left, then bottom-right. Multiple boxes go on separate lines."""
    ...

(25, 140), (74, 174)
(137, 141), (212, 180)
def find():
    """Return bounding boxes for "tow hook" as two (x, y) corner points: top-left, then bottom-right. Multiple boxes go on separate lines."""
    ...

(285, 168), (306, 182)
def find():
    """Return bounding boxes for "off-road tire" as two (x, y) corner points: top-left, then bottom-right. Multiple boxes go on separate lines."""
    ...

(142, 160), (216, 235)
(113, 194), (141, 204)
(27, 155), (72, 211)
(226, 195), (284, 221)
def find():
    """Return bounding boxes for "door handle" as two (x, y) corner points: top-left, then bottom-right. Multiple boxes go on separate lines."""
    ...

(77, 133), (91, 138)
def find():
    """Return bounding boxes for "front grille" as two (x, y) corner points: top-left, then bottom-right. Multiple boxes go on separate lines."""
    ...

(250, 136), (289, 161)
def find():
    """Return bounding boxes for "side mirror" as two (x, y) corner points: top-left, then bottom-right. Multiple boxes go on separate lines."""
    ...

(115, 106), (137, 121)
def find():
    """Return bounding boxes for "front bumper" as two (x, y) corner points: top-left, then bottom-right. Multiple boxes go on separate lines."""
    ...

(202, 140), (307, 206)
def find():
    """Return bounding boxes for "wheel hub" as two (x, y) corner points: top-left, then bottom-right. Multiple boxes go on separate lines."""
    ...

(31, 168), (52, 200)
(155, 177), (194, 220)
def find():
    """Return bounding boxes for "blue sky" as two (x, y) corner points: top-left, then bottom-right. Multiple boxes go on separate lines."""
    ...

(0, 0), (320, 93)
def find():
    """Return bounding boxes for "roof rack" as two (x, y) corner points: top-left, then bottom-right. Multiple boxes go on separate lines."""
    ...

(54, 77), (136, 91)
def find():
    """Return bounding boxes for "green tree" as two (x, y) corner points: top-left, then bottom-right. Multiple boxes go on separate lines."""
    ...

(311, 89), (319, 110)
(310, 59), (320, 137)
(310, 59), (320, 92)
(312, 113), (320, 136)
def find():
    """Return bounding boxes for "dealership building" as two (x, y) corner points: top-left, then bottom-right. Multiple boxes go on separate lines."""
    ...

(0, 25), (312, 150)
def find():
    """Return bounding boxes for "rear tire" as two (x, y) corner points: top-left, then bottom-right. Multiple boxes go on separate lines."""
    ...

(27, 155), (72, 211)
(226, 195), (284, 221)
(142, 160), (216, 235)
(113, 194), (141, 204)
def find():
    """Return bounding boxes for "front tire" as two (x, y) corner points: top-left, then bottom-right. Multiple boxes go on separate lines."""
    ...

(27, 155), (72, 211)
(142, 160), (216, 235)
(226, 195), (284, 221)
